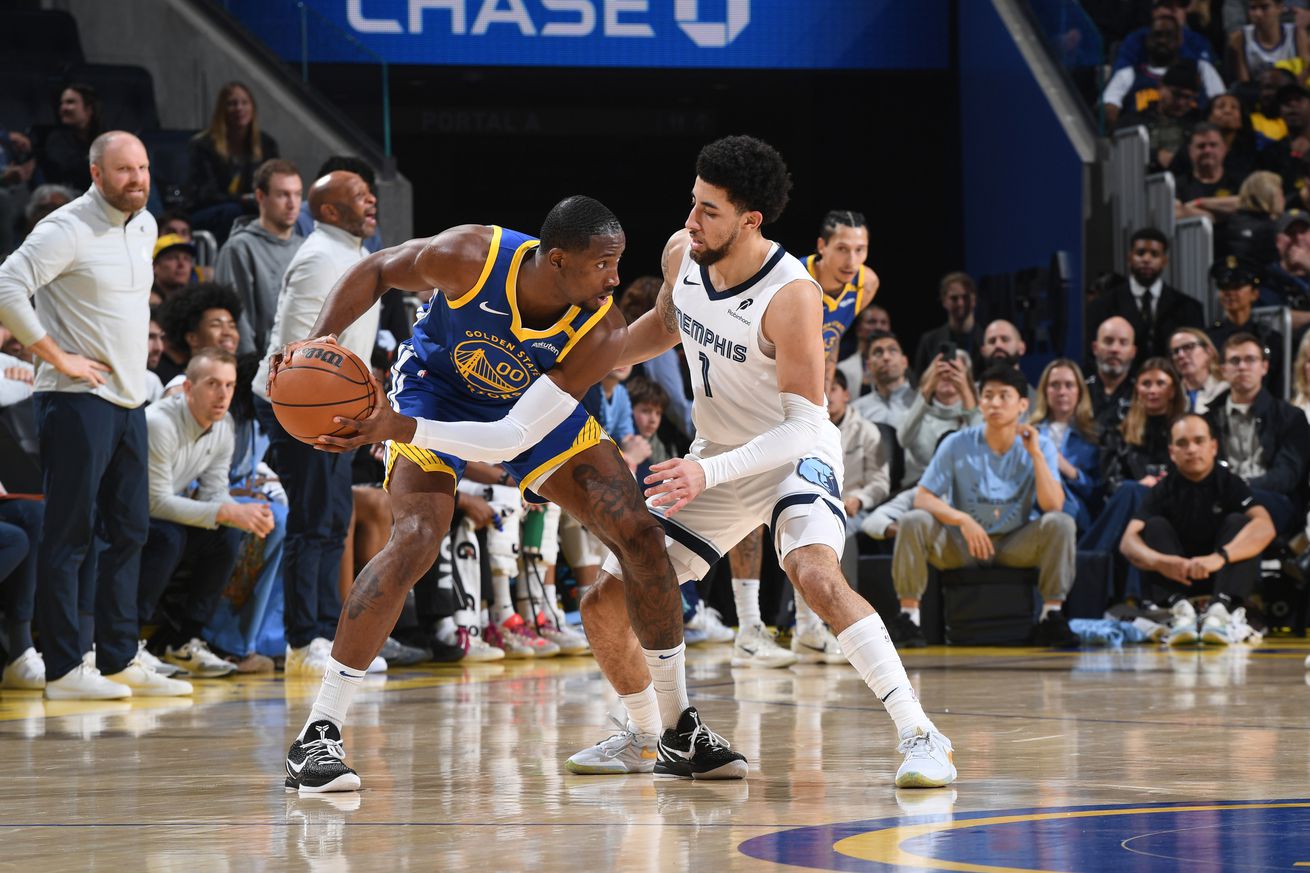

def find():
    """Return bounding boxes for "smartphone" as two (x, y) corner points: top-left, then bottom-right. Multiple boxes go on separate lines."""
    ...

(937, 341), (958, 363)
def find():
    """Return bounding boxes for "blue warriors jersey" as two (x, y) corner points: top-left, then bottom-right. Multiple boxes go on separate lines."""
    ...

(800, 254), (872, 358)
(386, 225), (612, 496)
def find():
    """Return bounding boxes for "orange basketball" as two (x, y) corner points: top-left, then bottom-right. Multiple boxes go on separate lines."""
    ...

(268, 341), (377, 444)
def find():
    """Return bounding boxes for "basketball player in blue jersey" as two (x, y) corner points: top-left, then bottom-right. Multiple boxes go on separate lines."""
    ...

(570, 137), (957, 788)
(272, 196), (746, 792)
(725, 210), (881, 671)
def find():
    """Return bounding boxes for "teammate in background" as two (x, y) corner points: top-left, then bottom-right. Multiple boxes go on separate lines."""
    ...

(727, 210), (881, 670)
(274, 196), (746, 792)
(570, 136), (956, 788)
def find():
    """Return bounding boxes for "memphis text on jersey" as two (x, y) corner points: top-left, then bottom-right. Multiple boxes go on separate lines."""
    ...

(674, 303), (748, 362)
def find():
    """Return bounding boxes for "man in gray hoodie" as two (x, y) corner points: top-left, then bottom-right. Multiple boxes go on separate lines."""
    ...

(216, 159), (304, 357)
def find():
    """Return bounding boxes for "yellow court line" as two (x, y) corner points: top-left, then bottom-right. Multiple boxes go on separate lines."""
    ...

(834, 802), (1310, 873)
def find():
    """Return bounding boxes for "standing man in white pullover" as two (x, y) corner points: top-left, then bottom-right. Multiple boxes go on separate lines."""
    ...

(253, 171), (380, 676)
(0, 132), (185, 698)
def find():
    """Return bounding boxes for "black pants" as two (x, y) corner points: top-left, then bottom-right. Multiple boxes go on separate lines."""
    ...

(138, 518), (244, 652)
(33, 393), (148, 680)
(1140, 514), (1259, 603)
(255, 397), (352, 649)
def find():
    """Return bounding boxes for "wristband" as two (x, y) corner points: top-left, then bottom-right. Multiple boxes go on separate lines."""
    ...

(1217, 546), (1230, 566)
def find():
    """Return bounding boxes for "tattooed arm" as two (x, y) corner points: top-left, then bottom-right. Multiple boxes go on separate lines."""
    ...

(617, 230), (687, 367)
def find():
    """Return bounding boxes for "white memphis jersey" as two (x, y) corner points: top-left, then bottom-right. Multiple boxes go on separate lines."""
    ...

(672, 241), (822, 447)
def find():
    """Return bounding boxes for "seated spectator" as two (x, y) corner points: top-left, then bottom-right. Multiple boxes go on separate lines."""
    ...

(21, 184), (77, 239)
(0, 129), (34, 255)
(1208, 258), (1286, 397)
(626, 376), (676, 485)
(1203, 94), (1257, 181)
(294, 156), (382, 254)
(898, 349), (980, 485)
(598, 364), (635, 443)
(1112, 0), (1217, 76)
(0, 324), (34, 407)
(1293, 330), (1310, 418)
(139, 348), (274, 676)
(1227, 0), (1308, 84)
(188, 82), (279, 244)
(1173, 123), (1240, 218)
(1086, 227), (1203, 360)
(0, 492), (43, 689)
(1206, 332), (1310, 533)
(1120, 414), (1275, 641)
(145, 310), (165, 405)
(1114, 60), (1211, 171)
(34, 84), (101, 192)
(151, 233), (197, 305)
(912, 272), (983, 379)
(1250, 66), (1296, 149)
(1257, 84), (1310, 205)
(1215, 171), (1282, 265)
(1169, 327), (1228, 412)
(889, 365), (1079, 649)
(1087, 316), (1137, 428)
(160, 210), (192, 240)
(829, 369), (890, 531)
(1030, 359), (1101, 532)
(836, 301), (891, 389)
(854, 330), (915, 428)
(216, 158), (304, 357)
(156, 282), (242, 386)
(617, 275), (693, 443)
(980, 319), (1028, 376)
(1260, 209), (1310, 333)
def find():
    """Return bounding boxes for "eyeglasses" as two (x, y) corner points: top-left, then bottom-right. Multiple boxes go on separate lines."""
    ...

(1170, 341), (1201, 356)
(1224, 354), (1264, 367)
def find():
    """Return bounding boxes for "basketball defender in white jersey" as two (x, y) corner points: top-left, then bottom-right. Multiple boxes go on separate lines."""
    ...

(569, 136), (956, 787)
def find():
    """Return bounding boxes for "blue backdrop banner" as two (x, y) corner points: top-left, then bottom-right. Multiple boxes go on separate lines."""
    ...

(226, 0), (948, 69)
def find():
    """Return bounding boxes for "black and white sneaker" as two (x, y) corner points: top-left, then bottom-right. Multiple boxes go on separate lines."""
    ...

(655, 707), (748, 780)
(285, 720), (361, 793)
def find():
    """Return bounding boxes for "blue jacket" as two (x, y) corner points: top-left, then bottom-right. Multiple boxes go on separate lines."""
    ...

(1039, 422), (1101, 531)
(1113, 27), (1215, 72)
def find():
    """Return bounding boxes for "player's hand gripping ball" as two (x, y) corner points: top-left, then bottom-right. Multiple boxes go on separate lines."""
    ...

(267, 339), (377, 444)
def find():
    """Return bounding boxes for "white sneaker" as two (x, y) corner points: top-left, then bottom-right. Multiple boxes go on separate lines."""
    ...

(1200, 601), (1231, 646)
(286, 638), (332, 676)
(685, 602), (735, 644)
(104, 658), (193, 696)
(895, 726), (957, 788)
(2, 647), (45, 690)
(1227, 607), (1262, 646)
(455, 626), (506, 662)
(366, 654), (388, 674)
(565, 717), (659, 774)
(164, 638), (238, 678)
(136, 642), (184, 677)
(791, 624), (845, 664)
(44, 662), (131, 700)
(731, 623), (798, 669)
(535, 614), (590, 655)
(1166, 599), (1199, 646)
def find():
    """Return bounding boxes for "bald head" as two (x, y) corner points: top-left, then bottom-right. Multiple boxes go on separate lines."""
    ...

(308, 170), (377, 239)
(89, 131), (149, 214)
(1092, 316), (1136, 377)
(982, 319), (1025, 363)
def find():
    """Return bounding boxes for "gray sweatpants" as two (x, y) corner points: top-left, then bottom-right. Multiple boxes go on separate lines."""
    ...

(892, 510), (1076, 602)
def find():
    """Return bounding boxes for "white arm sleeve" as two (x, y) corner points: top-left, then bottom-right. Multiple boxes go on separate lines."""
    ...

(409, 375), (579, 462)
(695, 393), (827, 490)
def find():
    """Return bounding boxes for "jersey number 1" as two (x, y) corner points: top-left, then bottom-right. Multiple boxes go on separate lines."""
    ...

(698, 351), (713, 398)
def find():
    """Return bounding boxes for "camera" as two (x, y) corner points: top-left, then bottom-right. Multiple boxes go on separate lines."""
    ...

(937, 341), (958, 362)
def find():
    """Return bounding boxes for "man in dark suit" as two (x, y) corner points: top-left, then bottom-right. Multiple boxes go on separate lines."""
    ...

(1086, 226), (1204, 364)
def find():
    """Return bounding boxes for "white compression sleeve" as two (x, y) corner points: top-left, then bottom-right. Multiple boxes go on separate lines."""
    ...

(409, 374), (578, 462)
(695, 393), (828, 490)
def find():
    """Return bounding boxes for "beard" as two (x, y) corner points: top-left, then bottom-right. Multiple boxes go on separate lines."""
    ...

(1098, 358), (1128, 378)
(101, 177), (149, 213)
(689, 226), (739, 267)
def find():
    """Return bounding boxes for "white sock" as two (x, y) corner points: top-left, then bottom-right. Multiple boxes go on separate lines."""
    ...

(838, 613), (934, 737)
(641, 642), (690, 729)
(436, 616), (458, 646)
(544, 583), (560, 623)
(619, 683), (662, 736)
(794, 589), (820, 632)
(904, 607), (921, 626)
(492, 576), (516, 625)
(732, 578), (761, 628)
(1041, 603), (1062, 619)
(302, 656), (364, 738)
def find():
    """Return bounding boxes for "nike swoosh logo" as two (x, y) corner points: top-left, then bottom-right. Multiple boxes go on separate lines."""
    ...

(739, 646), (756, 655)
(799, 642), (826, 652)
(658, 653), (677, 660)
(682, 276), (700, 285)
(288, 758), (308, 774)
(339, 671), (364, 679)
(479, 300), (510, 316)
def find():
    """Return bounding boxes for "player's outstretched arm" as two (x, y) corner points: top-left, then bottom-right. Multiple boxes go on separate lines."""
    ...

(618, 230), (688, 367)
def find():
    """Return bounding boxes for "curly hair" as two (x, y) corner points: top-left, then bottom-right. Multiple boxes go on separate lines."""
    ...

(160, 283), (243, 354)
(539, 195), (623, 253)
(695, 136), (792, 224)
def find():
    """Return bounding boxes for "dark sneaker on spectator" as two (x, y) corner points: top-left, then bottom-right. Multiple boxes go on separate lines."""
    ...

(889, 612), (927, 649)
(379, 636), (428, 667)
(426, 633), (467, 664)
(1033, 612), (1079, 648)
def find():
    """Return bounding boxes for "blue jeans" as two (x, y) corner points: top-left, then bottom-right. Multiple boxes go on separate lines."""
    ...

(34, 393), (148, 680)
(204, 499), (287, 657)
(255, 398), (351, 649)
(1078, 483), (1148, 601)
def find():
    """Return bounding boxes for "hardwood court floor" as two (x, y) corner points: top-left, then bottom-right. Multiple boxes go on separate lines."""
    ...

(2, 640), (1309, 872)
